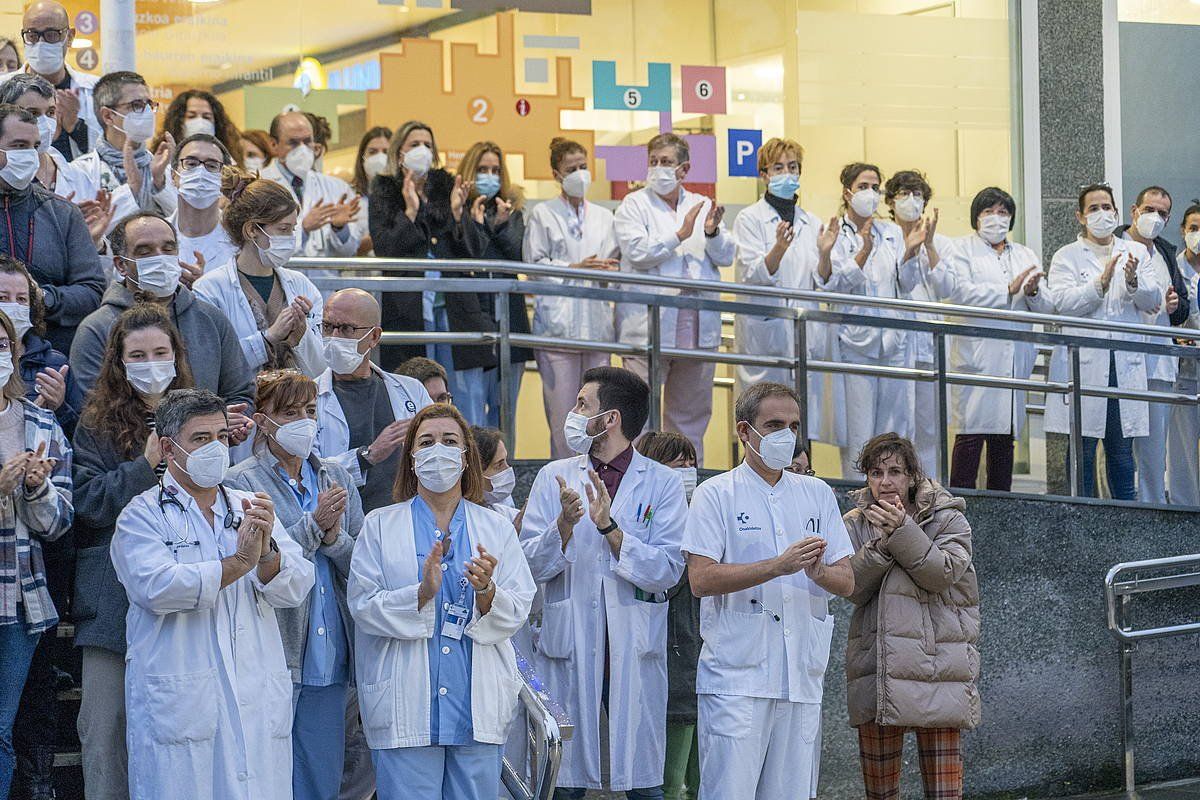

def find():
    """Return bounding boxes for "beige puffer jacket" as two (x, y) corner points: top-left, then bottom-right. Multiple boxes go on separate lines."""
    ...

(843, 479), (981, 730)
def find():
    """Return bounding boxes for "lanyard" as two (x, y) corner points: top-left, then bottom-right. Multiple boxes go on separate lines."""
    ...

(2, 197), (35, 270)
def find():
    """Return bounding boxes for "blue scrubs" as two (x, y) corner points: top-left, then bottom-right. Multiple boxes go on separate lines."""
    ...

(372, 497), (503, 800)
(288, 459), (351, 800)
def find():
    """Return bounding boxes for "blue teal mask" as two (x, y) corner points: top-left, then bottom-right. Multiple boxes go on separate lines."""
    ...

(767, 173), (800, 200)
(475, 173), (501, 199)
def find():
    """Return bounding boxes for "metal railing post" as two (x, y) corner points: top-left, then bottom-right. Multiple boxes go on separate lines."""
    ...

(1069, 345), (1085, 497)
(1118, 593), (1136, 796)
(498, 291), (514, 453)
(934, 332), (950, 485)
(794, 315), (810, 447)
(648, 304), (662, 431)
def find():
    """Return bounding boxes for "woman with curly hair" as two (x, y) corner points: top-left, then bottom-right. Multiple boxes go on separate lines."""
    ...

(157, 89), (243, 165)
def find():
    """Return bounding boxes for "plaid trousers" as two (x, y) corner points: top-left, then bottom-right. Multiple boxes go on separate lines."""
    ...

(856, 722), (963, 800)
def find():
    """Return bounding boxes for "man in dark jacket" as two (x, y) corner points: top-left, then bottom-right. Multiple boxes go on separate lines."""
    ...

(0, 103), (105, 352)
(1119, 185), (1190, 503)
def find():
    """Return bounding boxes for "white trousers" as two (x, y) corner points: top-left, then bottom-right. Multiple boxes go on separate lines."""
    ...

(1168, 373), (1200, 505)
(840, 367), (914, 479)
(697, 693), (820, 800)
(1135, 379), (1173, 504)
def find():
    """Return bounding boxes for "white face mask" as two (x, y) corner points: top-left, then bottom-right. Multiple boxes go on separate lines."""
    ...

(563, 410), (609, 455)
(322, 332), (370, 375)
(177, 165), (223, 209)
(170, 439), (230, 488)
(285, 143), (315, 178)
(254, 225), (297, 269)
(0, 352), (13, 387)
(894, 194), (925, 223)
(0, 302), (31, 340)
(1086, 208), (1119, 239)
(244, 156), (265, 172)
(484, 465), (516, 506)
(124, 359), (176, 396)
(125, 254), (182, 298)
(561, 169), (591, 199)
(402, 145), (434, 177)
(745, 424), (797, 472)
(117, 108), (157, 144)
(978, 213), (1011, 245)
(413, 443), (465, 494)
(647, 165), (680, 197)
(363, 152), (388, 181)
(849, 188), (880, 218)
(36, 116), (55, 155)
(1186, 230), (1200, 255)
(674, 466), (697, 501)
(183, 117), (215, 138)
(1135, 210), (1165, 241)
(268, 417), (317, 458)
(24, 41), (64, 75)
(0, 149), (39, 190)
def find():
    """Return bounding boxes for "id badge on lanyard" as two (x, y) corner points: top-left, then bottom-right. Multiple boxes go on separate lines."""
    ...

(435, 528), (471, 640)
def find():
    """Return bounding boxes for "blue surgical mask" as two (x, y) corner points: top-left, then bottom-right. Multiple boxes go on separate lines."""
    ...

(475, 173), (501, 199)
(767, 173), (800, 200)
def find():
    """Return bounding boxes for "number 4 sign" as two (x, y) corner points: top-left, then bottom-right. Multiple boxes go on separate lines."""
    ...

(681, 65), (726, 115)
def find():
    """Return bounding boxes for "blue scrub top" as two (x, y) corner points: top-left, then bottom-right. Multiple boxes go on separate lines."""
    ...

(283, 458), (351, 687)
(412, 495), (475, 745)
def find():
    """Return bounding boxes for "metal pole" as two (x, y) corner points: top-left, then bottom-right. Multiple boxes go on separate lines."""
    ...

(647, 304), (662, 431)
(794, 316), (809, 448)
(1119, 593), (1136, 796)
(934, 332), (950, 485)
(1069, 345), (1085, 497)
(498, 291), (514, 453)
(100, 0), (137, 72)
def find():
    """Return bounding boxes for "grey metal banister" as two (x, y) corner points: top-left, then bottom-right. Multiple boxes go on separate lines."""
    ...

(501, 649), (573, 800)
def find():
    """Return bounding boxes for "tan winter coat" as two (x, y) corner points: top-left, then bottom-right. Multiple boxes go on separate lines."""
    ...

(843, 479), (981, 730)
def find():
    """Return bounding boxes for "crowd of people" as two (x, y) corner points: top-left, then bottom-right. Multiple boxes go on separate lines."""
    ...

(0, 1), (1185, 797)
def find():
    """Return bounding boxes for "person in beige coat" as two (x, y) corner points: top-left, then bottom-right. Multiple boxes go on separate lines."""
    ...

(843, 433), (980, 800)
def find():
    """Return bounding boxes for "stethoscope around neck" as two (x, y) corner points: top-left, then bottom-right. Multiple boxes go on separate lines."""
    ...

(157, 480), (244, 547)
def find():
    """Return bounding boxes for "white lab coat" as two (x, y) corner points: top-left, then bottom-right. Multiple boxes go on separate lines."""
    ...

(522, 196), (619, 342)
(348, 499), (535, 749)
(1121, 233), (1178, 383)
(731, 199), (844, 445)
(111, 473), (315, 800)
(902, 232), (957, 364)
(0, 65), (99, 155)
(520, 451), (686, 791)
(313, 364), (432, 487)
(192, 258), (326, 377)
(613, 187), (735, 349)
(1044, 236), (1162, 438)
(259, 162), (362, 259)
(947, 234), (1056, 435)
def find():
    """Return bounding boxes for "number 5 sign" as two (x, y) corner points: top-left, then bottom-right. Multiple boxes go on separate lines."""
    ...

(681, 65), (726, 114)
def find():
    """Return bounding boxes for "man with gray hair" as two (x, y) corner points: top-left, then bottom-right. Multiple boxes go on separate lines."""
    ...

(112, 388), (314, 800)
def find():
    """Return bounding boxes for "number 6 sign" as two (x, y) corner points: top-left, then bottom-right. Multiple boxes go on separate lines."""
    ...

(681, 65), (727, 115)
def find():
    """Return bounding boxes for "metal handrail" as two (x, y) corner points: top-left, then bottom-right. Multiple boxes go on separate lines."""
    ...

(1104, 555), (1200, 795)
(501, 649), (573, 800)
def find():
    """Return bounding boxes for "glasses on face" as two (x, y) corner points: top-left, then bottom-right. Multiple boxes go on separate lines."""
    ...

(433, 392), (454, 404)
(320, 321), (372, 338)
(112, 99), (159, 114)
(21, 28), (67, 44)
(179, 156), (225, 174)
(786, 465), (816, 476)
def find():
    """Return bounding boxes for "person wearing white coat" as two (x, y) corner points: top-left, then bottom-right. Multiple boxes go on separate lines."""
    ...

(170, 135), (238, 274)
(946, 188), (1056, 491)
(1168, 205), (1200, 505)
(732, 137), (844, 449)
(192, 177), (326, 379)
(110, 389), (315, 800)
(1044, 184), (1163, 499)
(261, 112), (361, 262)
(519, 366), (686, 798)
(614, 133), (735, 465)
(816, 163), (920, 479)
(347, 403), (535, 800)
(683, 383), (854, 800)
(523, 138), (618, 459)
(314, 288), (432, 514)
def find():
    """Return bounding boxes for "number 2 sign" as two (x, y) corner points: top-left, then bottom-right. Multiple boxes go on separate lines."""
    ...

(468, 96), (492, 125)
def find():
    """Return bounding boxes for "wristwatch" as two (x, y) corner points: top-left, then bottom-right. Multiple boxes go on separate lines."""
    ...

(258, 538), (280, 563)
(597, 519), (619, 535)
(357, 446), (372, 469)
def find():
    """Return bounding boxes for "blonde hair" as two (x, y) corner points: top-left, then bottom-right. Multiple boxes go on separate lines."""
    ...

(459, 140), (524, 211)
(757, 137), (804, 175)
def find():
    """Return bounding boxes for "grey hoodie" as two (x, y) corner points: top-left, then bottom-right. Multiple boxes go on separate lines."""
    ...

(69, 281), (255, 406)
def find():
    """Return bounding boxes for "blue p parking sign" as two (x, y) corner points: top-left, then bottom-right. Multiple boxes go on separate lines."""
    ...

(728, 129), (762, 177)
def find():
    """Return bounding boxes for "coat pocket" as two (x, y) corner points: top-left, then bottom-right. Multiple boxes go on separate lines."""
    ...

(537, 598), (574, 660)
(145, 669), (219, 745)
(632, 601), (667, 660)
(261, 670), (294, 739)
(358, 677), (394, 737)
(703, 610), (768, 669)
(806, 613), (836, 677)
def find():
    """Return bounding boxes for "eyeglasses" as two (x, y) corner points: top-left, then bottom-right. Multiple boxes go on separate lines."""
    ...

(21, 28), (67, 44)
(180, 156), (225, 174)
(320, 321), (373, 338)
(111, 99), (159, 114)
(786, 466), (816, 476)
(433, 393), (454, 404)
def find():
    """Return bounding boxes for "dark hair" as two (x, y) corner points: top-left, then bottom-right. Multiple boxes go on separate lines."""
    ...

(1134, 185), (1172, 209)
(305, 112), (332, 146)
(173, 133), (233, 168)
(1077, 183), (1115, 212)
(0, 38), (21, 67)
(636, 430), (696, 466)
(581, 366), (649, 441)
(0, 103), (34, 135)
(883, 169), (933, 213)
(1180, 201), (1200, 231)
(92, 71), (146, 131)
(156, 388), (227, 441)
(0, 255), (45, 338)
(395, 356), (448, 385)
(253, 369), (317, 454)
(969, 186), (1016, 230)
(81, 304), (195, 459)
(353, 125), (392, 196)
(734, 382), (801, 426)
(0, 73), (52, 105)
(109, 212), (174, 258)
(839, 162), (882, 191)
(550, 137), (587, 172)
(240, 129), (273, 168)
(393, 404), (485, 504)
(471, 425), (505, 469)
(854, 432), (926, 500)
(160, 90), (243, 163)
(220, 173), (299, 248)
